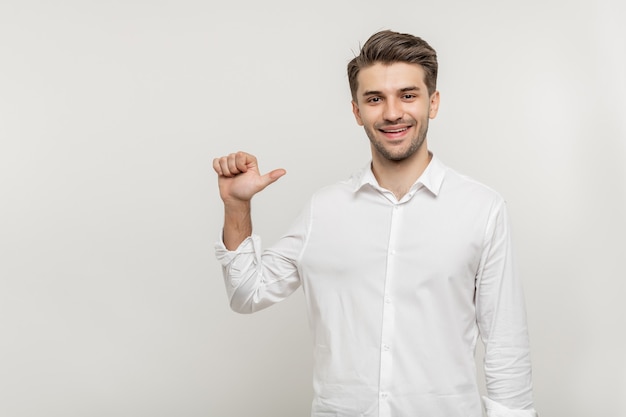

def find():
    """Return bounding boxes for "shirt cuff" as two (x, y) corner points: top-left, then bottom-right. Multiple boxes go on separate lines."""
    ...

(483, 397), (538, 417)
(214, 232), (256, 265)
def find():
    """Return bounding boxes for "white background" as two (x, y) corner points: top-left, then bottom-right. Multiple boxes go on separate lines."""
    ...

(1, 0), (625, 416)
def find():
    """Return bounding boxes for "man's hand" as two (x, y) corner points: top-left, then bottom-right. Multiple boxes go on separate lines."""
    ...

(213, 151), (286, 205)
(213, 152), (286, 250)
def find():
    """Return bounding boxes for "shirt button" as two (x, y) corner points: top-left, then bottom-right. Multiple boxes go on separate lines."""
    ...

(384, 296), (391, 304)
(380, 392), (389, 400)
(382, 344), (390, 351)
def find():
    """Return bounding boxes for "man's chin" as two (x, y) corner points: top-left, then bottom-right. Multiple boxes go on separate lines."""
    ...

(375, 147), (415, 162)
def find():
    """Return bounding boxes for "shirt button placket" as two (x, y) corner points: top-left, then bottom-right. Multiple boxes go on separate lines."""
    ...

(379, 203), (399, 417)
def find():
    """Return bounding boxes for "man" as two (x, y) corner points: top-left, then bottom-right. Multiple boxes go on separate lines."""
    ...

(213, 30), (537, 417)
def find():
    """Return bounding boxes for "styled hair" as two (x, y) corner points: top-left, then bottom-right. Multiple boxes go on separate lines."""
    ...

(347, 30), (438, 101)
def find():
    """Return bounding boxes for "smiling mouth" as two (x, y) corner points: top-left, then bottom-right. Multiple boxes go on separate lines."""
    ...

(380, 127), (409, 133)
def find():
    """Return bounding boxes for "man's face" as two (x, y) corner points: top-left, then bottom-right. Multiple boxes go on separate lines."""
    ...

(352, 62), (440, 163)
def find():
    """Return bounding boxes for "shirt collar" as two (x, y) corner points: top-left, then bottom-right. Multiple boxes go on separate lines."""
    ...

(351, 153), (447, 197)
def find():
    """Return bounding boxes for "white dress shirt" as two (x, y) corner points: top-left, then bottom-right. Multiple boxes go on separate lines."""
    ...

(215, 155), (537, 417)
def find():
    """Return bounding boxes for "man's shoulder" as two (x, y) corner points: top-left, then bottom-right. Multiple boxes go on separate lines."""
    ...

(310, 164), (368, 199)
(310, 176), (356, 201)
(440, 164), (506, 206)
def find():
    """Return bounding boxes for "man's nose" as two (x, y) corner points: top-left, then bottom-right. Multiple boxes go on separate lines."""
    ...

(382, 99), (403, 122)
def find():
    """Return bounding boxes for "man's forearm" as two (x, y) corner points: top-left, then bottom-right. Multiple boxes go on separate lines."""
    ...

(222, 201), (252, 251)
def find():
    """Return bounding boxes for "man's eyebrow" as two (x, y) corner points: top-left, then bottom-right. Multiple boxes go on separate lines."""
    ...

(399, 86), (420, 93)
(362, 86), (421, 96)
(362, 90), (382, 97)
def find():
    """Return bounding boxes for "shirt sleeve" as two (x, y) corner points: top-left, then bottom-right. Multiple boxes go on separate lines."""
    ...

(214, 202), (310, 314)
(483, 396), (538, 417)
(475, 200), (538, 417)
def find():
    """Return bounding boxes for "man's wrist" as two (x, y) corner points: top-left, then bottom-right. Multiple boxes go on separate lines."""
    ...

(223, 199), (251, 213)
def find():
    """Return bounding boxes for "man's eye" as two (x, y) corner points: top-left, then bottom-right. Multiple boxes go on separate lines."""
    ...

(402, 94), (416, 100)
(368, 97), (381, 103)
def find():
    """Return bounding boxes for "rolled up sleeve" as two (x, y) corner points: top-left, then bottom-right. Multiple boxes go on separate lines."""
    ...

(215, 202), (310, 314)
(214, 234), (301, 313)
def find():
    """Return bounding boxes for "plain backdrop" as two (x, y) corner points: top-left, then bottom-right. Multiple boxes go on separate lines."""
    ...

(1, 0), (625, 416)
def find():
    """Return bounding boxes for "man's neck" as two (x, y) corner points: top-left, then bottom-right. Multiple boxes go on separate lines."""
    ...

(371, 148), (432, 200)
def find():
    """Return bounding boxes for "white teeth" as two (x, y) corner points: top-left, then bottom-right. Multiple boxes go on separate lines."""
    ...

(384, 128), (407, 133)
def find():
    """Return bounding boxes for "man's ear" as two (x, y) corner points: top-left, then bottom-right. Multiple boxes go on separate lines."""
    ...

(429, 91), (440, 119)
(352, 100), (364, 126)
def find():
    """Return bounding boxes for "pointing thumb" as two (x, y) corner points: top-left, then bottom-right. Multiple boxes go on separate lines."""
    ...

(261, 168), (286, 187)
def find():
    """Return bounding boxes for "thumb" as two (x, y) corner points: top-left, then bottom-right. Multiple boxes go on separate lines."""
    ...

(260, 168), (286, 187)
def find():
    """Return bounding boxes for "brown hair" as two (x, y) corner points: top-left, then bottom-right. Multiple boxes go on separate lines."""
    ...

(347, 30), (438, 101)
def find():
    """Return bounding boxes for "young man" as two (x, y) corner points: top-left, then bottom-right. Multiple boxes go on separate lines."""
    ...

(213, 30), (537, 417)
